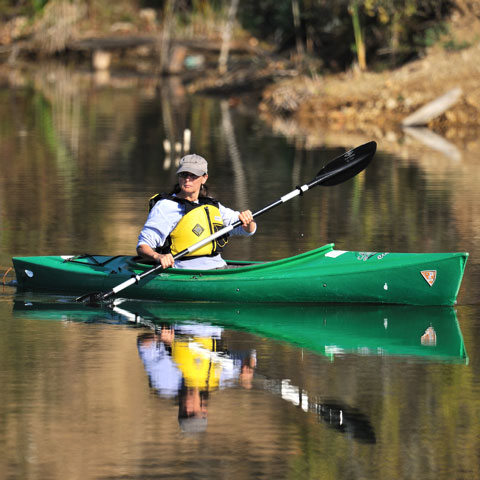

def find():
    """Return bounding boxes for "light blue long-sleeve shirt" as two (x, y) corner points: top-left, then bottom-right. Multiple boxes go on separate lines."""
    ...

(137, 196), (255, 269)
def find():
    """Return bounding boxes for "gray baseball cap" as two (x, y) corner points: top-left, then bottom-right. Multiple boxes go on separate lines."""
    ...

(176, 154), (208, 176)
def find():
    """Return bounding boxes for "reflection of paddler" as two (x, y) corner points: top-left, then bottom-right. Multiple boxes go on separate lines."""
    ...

(172, 337), (222, 390)
(172, 336), (224, 434)
(137, 323), (256, 434)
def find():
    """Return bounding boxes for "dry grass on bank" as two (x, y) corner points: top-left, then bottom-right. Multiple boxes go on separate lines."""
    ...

(261, 11), (480, 147)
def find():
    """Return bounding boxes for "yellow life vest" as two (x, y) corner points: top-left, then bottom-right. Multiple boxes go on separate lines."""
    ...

(172, 337), (221, 389)
(170, 204), (227, 257)
(149, 193), (228, 258)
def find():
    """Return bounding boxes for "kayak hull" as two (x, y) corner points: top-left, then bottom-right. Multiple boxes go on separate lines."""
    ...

(12, 244), (469, 306)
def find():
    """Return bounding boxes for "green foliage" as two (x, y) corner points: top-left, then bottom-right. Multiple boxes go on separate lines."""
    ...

(0, 0), (37, 18)
(443, 38), (471, 51)
(354, 0), (455, 66)
(238, 0), (455, 70)
(418, 23), (449, 48)
(33, 0), (49, 13)
(1, 0), (459, 72)
(239, 0), (294, 44)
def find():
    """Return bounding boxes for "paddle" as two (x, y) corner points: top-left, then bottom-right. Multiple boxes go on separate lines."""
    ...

(77, 140), (376, 303)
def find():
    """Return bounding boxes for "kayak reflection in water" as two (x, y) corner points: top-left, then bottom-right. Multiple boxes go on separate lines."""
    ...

(136, 154), (256, 270)
(137, 323), (257, 434)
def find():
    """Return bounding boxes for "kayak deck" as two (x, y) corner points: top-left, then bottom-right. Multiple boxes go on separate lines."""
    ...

(12, 244), (469, 305)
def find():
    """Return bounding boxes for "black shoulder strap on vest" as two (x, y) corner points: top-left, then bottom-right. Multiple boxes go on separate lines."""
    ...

(149, 193), (175, 211)
(149, 193), (219, 212)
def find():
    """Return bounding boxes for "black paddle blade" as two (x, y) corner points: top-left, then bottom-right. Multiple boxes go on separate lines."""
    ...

(313, 141), (376, 187)
(317, 402), (376, 444)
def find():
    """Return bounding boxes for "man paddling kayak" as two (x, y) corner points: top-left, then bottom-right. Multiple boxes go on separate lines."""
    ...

(136, 154), (256, 270)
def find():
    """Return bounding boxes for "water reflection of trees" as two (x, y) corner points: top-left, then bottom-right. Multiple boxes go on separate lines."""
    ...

(1, 64), (479, 267)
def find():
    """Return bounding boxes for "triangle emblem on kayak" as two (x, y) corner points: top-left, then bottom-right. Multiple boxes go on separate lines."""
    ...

(421, 270), (437, 286)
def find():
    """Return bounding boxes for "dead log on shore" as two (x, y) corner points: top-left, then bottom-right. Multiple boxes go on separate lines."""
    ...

(68, 35), (158, 51)
(1, 34), (266, 66)
(5, 34), (264, 57)
(402, 87), (463, 126)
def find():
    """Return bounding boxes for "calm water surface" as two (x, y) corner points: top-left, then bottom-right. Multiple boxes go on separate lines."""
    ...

(1, 65), (480, 479)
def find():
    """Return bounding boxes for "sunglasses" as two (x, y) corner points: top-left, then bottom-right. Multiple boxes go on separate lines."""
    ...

(178, 172), (201, 180)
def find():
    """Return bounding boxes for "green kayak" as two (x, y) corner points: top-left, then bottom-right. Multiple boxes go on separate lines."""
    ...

(12, 243), (468, 305)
